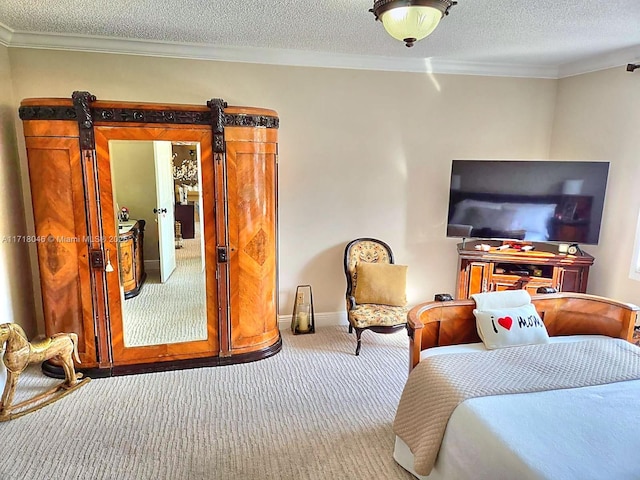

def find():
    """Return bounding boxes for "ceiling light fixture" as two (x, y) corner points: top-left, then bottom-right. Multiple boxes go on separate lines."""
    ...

(370, 0), (457, 48)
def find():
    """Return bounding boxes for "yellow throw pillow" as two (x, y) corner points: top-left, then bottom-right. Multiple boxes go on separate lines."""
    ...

(354, 263), (407, 307)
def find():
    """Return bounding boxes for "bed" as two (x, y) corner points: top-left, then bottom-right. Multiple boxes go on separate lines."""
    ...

(446, 191), (594, 242)
(393, 292), (640, 480)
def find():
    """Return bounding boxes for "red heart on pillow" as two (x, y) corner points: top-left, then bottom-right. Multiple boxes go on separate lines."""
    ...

(497, 316), (513, 331)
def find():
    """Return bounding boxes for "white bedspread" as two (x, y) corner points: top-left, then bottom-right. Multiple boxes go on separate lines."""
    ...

(395, 336), (640, 480)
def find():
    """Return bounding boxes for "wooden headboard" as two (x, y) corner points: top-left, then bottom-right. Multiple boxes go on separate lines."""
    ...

(407, 293), (638, 372)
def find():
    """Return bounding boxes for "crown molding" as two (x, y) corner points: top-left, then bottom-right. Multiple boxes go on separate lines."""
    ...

(424, 59), (558, 79)
(0, 22), (13, 46)
(5, 28), (635, 79)
(558, 44), (640, 78)
(4, 29), (561, 78)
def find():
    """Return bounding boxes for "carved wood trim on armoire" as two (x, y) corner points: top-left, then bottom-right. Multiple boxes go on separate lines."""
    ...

(19, 92), (281, 377)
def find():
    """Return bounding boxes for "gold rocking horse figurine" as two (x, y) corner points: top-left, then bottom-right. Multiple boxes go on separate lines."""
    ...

(0, 323), (90, 421)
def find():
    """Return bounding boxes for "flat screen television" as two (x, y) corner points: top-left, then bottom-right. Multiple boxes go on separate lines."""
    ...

(446, 160), (609, 245)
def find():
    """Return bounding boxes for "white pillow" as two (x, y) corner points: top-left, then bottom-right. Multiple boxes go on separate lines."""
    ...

(451, 201), (557, 239)
(522, 230), (548, 241)
(502, 203), (557, 239)
(450, 199), (503, 225)
(473, 303), (550, 350)
(472, 290), (532, 310)
(461, 206), (516, 231)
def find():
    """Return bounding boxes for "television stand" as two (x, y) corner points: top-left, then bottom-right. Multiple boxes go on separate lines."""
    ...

(456, 240), (594, 299)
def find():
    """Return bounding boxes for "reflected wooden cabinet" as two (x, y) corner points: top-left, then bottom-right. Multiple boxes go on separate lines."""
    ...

(174, 204), (195, 239)
(119, 233), (135, 293)
(456, 240), (594, 299)
(119, 220), (146, 299)
(20, 93), (281, 376)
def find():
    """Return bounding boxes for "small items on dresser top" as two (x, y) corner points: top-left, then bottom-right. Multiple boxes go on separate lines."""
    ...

(118, 219), (137, 234)
(457, 239), (594, 298)
(474, 242), (535, 252)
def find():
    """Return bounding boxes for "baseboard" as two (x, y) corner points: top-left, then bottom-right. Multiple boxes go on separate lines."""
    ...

(278, 311), (348, 330)
(144, 260), (160, 271)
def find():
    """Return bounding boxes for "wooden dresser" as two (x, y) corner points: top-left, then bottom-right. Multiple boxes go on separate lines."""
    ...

(118, 220), (146, 299)
(456, 240), (594, 298)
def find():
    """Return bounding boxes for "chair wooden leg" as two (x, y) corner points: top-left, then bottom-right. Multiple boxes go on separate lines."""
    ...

(348, 324), (353, 334)
(355, 328), (363, 356)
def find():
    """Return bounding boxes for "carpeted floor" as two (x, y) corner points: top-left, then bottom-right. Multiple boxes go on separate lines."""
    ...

(1, 326), (415, 480)
(122, 223), (207, 347)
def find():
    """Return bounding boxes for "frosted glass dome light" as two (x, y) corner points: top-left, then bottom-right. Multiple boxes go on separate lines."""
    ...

(370, 0), (457, 47)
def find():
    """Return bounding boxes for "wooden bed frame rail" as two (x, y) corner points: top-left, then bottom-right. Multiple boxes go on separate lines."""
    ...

(407, 293), (639, 372)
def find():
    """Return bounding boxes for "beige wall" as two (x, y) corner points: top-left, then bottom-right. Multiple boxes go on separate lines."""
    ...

(110, 141), (160, 262)
(0, 45), (36, 336)
(550, 67), (640, 307)
(8, 48), (558, 323)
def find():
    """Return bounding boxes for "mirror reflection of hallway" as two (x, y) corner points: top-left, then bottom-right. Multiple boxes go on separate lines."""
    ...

(109, 140), (207, 348)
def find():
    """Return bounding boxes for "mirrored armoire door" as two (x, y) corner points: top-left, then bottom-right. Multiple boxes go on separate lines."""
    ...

(94, 126), (219, 367)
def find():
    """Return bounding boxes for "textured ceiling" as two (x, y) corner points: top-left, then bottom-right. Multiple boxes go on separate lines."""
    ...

(1, 0), (640, 75)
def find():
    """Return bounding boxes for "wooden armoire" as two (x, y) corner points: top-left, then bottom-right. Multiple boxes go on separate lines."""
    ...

(19, 92), (280, 376)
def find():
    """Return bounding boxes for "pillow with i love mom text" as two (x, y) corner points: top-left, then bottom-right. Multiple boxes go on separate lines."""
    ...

(473, 303), (550, 350)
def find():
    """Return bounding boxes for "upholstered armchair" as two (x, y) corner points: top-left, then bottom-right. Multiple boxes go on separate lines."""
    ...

(343, 238), (408, 356)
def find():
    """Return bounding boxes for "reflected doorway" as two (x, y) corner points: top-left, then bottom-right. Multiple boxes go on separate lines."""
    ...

(109, 140), (207, 348)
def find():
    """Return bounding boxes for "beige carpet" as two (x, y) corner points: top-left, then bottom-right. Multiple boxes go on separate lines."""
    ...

(1, 326), (414, 480)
